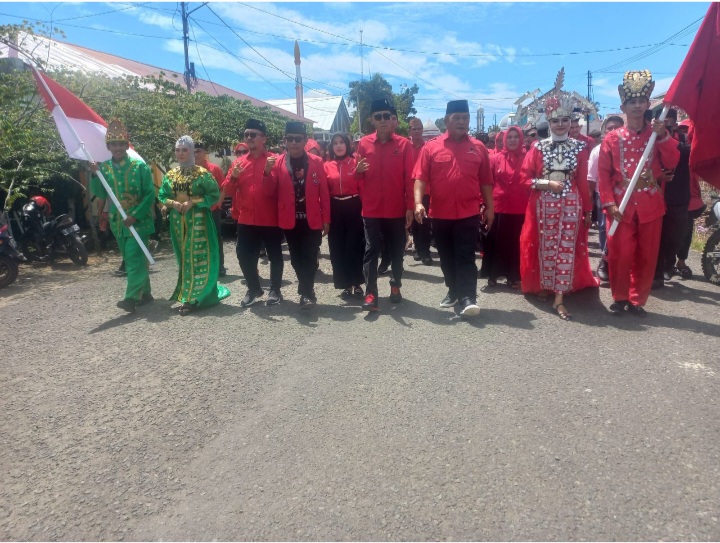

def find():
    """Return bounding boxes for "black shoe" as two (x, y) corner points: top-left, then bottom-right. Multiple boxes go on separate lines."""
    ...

(219, 267), (227, 278)
(113, 266), (127, 277)
(116, 298), (136, 313)
(340, 288), (352, 300)
(299, 295), (316, 309)
(136, 292), (154, 306)
(651, 278), (664, 290)
(663, 269), (673, 281)
(362, 292), (379, 312)
(422, 256), (433, 266)
(266, 289), (282, 306)
(609, 300), (628, 315)
(378, 261), (390, 275)
(412, 252), (421, 261)
(626, 303), (648, 317)
(241, 288), (264, 307)
(440, 292), (458, 308)
(458, 297), (480, 318)
(597, 260), (609, 281)
(353, 286), (364, 299)
(390, 285), (402, 303)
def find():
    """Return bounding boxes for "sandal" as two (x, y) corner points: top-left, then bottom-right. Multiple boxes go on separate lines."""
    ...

(178, 303), (194, 316)
(552, 302), (572, 321)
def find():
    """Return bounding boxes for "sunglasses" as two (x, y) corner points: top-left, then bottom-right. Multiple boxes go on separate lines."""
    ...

(285, 135), (304, 143)
(235, 150), (248, 156)
(373, 113), (392, 121)
(244, 131), (263, 139)
(527, 132), (538, 137)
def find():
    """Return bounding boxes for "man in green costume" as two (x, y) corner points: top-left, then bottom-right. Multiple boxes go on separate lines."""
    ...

(159, 135), (230, 315)
(90, 118), (155, 313)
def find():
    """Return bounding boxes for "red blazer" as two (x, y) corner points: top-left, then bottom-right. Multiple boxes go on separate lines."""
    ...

(264, 152), (331, 231)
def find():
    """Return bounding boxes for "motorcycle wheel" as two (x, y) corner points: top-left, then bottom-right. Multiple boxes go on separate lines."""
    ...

(0, 254), (19, 288)
(701, 229), (720, 285)
(68, 235), (88, 266)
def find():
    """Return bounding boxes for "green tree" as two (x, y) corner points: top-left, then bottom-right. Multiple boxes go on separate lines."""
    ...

(347, 73), (418, 136)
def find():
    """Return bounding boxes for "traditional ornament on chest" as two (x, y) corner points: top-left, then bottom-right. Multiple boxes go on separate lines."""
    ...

(168, 166), (199, 202)
(619, 129), (655, 189)
(538, 139), (584, 199)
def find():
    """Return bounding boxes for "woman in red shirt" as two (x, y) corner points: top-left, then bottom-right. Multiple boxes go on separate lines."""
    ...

(484, 126), (529, 289)
(323, 132), (368, 299)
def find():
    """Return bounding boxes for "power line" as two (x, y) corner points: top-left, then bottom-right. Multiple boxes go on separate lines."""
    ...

(189, 19), (219, 96)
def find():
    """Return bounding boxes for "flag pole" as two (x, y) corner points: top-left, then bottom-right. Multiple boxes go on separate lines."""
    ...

(607, 105), (669, 237)
(30, 65), (155, 265)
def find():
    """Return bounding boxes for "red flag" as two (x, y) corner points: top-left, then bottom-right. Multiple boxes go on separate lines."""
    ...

(663, 2), (720, 189)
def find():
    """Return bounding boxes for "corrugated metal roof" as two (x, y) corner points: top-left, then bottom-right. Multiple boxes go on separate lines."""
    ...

(265, 95), (346, 131)
(1, 33), (312, 123)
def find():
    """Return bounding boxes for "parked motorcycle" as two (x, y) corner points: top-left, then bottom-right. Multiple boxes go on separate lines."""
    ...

(12, 195), (88, 266)
(701, 198), (720, 285)
(0, 211), (25, 289)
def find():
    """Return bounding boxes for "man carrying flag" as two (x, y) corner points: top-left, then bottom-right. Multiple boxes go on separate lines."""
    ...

(89, 119), (156, 313)
(598, 71), (680, 316)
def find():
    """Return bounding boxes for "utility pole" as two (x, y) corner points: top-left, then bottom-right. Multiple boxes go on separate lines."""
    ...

(181, 2), (208, 92)
(586, 70), (593, 131)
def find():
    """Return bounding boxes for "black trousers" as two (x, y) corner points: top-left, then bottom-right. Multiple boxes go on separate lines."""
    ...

(484, 212), (524, 283)
(328, 196), (365, 289)
(433, 215), (479, 301)
(678, 205), (707, 261)
(363, 217), (406, 294)
(211, 208), (225, 270)
(284, 219), (322, 298)
(655, 204), (689, 279)
(236, 223), (284, 292)
(411, 194), (432, 259)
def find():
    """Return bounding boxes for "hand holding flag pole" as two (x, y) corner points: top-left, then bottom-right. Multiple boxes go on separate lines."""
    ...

(607, 106), (669, 237)
(30, 65), (155, 265)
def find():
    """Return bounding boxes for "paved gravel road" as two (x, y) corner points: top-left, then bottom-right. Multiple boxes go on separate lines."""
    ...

(2, 230), (719, 541)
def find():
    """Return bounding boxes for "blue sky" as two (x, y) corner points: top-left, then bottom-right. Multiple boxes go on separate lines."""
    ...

(0, 2), (712, 128)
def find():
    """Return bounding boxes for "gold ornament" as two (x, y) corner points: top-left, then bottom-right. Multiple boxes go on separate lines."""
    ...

(618, 70), (655, 104)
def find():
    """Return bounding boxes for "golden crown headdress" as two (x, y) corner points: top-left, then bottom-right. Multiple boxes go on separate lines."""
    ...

(106, 118), (129, 143)
(544, 94), (573, 120)
(618, 70), (655, 104)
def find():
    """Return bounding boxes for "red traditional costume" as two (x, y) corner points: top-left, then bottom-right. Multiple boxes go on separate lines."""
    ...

(519, 96), (598, 295)
(598, 70), (680, 307)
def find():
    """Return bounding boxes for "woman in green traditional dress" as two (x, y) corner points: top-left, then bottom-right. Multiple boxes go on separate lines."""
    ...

(159, 135), (230, 314)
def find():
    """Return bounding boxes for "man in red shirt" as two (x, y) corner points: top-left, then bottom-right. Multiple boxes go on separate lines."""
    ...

(408, 117), (432, 265)
(355, 98), (415, 311)
(264, 122), (330, 309)
(194, 141), (227, 277)
(570, 116), (592, 145)
(413, 100), (494, 318)
(598, 70), (680, 316)
(222, 118), (284, 307)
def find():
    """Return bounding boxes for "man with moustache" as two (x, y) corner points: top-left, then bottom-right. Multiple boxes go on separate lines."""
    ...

(223, 118), (284, 307)
(355, 98), (415, 312)
(413, 100), (494, 318)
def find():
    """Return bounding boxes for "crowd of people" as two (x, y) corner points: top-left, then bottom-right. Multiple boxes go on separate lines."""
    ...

(90, 69), (703, 320)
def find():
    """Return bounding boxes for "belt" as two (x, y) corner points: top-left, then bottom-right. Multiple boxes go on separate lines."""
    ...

(619, 172), (659, 193)
(333, 194), (359, 201)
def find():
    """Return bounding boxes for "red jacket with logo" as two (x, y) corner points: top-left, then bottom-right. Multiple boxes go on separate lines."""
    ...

(264, 152), (330, 231)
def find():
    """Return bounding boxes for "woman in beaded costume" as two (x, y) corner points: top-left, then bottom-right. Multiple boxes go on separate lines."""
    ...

(519, 95), (598, 320)
(159, 136), (230, 314)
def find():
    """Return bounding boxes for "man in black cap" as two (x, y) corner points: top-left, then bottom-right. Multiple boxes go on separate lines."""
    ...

(222, 118), (284, 307)
(355, 97), (415, 311)
(413, 100), (494, 318)
(264, 122), (331, 309)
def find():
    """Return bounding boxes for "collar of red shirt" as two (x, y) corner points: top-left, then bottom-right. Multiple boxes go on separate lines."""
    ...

(367, 132), (402, 145)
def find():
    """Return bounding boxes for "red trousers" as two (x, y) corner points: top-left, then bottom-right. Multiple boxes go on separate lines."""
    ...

(607, 215), (662, 306)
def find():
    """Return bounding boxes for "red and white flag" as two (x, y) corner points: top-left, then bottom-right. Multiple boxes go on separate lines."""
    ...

(663, 2), (720, 189)
(32, 70), (144, 164)
(32, 71), (113, 162)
